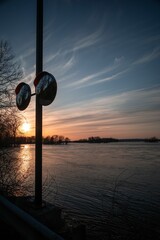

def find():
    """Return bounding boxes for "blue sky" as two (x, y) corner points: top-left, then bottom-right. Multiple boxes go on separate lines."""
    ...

(0, 0), (160, 139)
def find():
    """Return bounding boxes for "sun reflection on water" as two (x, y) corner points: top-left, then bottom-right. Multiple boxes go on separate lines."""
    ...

(19, 144), (33, 174)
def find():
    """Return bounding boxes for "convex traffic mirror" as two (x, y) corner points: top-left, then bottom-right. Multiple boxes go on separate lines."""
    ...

(15, 82), (31, 111)
(34, 71), (57, 106)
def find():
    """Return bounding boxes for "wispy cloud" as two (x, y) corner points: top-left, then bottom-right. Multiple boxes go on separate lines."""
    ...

(46, 52), (76, 79)
(20, 48), (35, 60)
(84, 69), (129, 87)
(62, 55), (76, 71)
(72, 28), (102, 52)
(42, 86), (160, 138)
(44, 50), (61, 65)
(66, 57), (125, 88)
(63, 45), (160, 89)
(144, 34), (160, 44)
(66, 68), (109, 88)
(133, 47), (160, 65)
(22, 71), (35, 87)
(62, 26), (104, 55)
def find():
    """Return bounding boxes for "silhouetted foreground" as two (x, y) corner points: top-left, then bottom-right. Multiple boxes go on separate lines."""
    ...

(0, 195), (86, 240)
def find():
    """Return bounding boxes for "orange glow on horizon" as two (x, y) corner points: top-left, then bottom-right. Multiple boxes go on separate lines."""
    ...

(19, 113), (160, 140)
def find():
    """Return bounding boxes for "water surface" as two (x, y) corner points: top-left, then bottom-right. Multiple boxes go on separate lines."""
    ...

(19, 142), (160, 239)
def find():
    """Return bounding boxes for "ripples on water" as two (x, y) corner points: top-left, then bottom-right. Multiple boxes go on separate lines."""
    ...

(19, 142), (160, 239)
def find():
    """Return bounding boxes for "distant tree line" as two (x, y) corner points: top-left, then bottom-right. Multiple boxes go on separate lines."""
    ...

(43, 135), (70, 145)
(144, 136), (159, 142)
(11, 135), (71, 145)
(88, 136), (119, 143)
(75, 136), (119, 143)
(74, 136), (159, 143)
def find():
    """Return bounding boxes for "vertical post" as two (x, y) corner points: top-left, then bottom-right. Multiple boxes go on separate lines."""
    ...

(35, 0), (43, 206)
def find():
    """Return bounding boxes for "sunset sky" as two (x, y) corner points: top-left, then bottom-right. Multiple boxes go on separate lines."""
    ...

(0, 0), (160, 140)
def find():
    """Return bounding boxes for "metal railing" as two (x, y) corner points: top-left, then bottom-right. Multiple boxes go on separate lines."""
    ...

(0, 195), (64, 240)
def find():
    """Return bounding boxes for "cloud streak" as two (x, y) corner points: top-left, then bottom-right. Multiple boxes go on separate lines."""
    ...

(133, 47), (160, 65)
(42, 86), (160, 139)
(72, 27), (103, 52)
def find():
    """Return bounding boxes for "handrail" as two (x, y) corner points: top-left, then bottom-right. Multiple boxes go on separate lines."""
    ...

(0, 195), (64, 240)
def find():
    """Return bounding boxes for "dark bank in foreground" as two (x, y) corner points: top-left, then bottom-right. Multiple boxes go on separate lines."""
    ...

(0, 195), (86, 240)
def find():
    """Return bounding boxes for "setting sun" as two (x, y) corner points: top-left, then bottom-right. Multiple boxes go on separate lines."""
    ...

(21, 122), (30, 133)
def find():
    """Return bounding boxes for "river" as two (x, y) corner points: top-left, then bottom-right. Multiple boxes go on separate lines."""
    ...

(18, 142), (160, 239)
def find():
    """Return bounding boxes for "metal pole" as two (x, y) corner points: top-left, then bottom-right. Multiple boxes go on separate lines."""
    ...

(35, 0), (43, 206)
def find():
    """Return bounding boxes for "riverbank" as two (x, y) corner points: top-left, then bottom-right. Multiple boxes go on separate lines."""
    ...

(8, 195), (86, 240)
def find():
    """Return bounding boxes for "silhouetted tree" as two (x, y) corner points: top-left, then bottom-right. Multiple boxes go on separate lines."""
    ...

(0, 40), (22, 146)
(64, 137), (70, 145)
(43, 135), (70, 145)
(58, 135), (64, 144)
(0, 40), (28, 197)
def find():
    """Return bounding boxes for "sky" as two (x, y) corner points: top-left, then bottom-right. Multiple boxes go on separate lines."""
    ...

(0, 0), (160, 140)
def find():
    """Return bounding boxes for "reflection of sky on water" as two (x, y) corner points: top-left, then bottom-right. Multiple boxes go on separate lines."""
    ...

(42, 142), (160, 239)
(17, 143), (160, 204)
(28, 142), (160, 215)
(17, 143), (160, 238)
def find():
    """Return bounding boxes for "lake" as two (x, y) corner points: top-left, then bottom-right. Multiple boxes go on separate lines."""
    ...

(18, 142), (160, 239)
